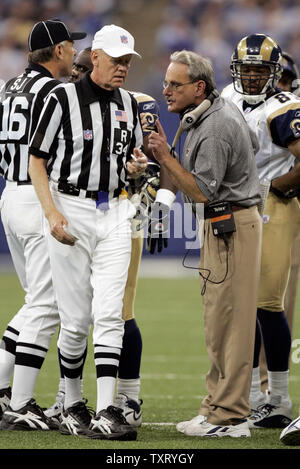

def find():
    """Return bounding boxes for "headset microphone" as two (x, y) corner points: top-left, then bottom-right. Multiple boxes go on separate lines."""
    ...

(171, 89), (219, 153)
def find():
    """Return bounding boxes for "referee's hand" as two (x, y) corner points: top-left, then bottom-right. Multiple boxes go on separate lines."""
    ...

(47, 209), (76, 246)
(126, 147), (148, 179)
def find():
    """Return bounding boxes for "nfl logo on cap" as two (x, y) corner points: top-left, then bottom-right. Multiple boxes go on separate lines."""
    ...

(91, 25), (141, 58)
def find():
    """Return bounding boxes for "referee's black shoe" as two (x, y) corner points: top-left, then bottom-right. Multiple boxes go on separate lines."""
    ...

(0, 398), (58, 431)
(0, 387), (11, 423)
(59, 400), (94, 436)
(87, 405), (137, 440)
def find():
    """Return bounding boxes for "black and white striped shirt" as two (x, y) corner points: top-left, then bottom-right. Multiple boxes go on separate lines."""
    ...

(0, 63), (60, 182)
(29, 72), (143, 195)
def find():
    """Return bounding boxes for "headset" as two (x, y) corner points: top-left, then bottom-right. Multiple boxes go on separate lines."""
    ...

(170, 89), (219, 153)
(170, 88), (231, 294)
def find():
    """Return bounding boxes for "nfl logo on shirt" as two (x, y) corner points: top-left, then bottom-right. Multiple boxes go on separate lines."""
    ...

(83, 129), (93, 140)
(115, 110), (128, 122)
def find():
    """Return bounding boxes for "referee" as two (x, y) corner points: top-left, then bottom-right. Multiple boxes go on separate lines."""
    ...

(0, 19), (86, 431)
(29, 25), (147, 441)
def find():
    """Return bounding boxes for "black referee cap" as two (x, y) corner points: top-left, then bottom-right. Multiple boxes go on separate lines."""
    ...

(28, 19), (86, 52)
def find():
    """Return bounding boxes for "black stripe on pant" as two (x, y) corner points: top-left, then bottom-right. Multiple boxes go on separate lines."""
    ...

(0, 326), (20, 355)
(15, 342), (48, 369)
(94, 344), (121, 379)
(58, 348), (87, 379)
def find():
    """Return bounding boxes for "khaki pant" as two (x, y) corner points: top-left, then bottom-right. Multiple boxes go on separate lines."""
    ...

(258, 194), (300, 389)
(122, 232), (144, 321)
(199, 206), (262, 425)
(260, 232), (300, 390)
(258, 193), (300, 311)
(284, 233), (300, 332)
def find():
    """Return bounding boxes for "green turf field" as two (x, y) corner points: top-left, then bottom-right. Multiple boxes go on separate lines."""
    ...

(0, 271), (299, 451)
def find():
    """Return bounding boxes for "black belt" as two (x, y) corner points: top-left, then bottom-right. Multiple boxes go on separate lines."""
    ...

(17, 181), (32, 186)
(204, 203), (248, 219)
(57, 181), (122, 201)
(57, 181), (98, 200)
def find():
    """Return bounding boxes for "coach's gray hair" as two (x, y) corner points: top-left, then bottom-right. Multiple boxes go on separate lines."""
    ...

(170, 50), (216, 96)
(28, 41), (68, 64)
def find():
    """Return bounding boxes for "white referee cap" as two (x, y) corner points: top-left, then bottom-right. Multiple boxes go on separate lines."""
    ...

(92, 25), (141, 58)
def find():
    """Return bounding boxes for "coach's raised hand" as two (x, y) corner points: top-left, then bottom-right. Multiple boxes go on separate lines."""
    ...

(148, 119), (171, 164)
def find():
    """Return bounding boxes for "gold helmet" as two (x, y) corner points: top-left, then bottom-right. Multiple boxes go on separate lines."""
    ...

(231, 34), (282, 104)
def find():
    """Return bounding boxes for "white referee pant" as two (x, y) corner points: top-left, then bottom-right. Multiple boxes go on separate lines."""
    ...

(0, 182), (59, 348)
(46, 189), (135, 358)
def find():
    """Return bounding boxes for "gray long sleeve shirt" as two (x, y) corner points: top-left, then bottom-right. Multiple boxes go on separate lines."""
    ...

(181, 96), (261, 207)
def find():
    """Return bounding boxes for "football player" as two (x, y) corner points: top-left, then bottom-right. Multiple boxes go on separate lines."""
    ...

(279, 52), (300, 94)
(278, 53), (300, 446)
(259, 51), (300, 393)
(280, 51), (300, 336)
(44, 48), (176, 426)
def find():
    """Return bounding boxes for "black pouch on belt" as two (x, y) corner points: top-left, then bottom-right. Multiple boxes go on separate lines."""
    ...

(205, 202), (236, 238)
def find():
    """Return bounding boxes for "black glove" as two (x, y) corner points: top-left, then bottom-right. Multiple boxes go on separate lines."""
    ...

(146, 202), (170, 254)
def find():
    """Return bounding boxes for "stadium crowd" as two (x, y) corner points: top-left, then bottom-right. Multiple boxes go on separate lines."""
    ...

(0, 0), (300, 99)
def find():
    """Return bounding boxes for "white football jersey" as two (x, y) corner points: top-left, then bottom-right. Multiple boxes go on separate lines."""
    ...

(222, 83), (300, 181)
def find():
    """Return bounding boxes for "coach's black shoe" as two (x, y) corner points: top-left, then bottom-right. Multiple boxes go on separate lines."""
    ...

(0, 387), (11, 423)
(0, 398), (58, 431)
(59, 400), (94, 436)
(87, 405), (137, 441)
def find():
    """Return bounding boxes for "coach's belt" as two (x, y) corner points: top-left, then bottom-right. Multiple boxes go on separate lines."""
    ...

(204, 203), (248, 219)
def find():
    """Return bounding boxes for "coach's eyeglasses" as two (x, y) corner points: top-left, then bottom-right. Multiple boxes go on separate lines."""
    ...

(162, 80), (197, 91)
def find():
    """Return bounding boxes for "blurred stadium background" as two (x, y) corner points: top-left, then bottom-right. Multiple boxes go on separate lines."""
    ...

(1, 0), (300, 262)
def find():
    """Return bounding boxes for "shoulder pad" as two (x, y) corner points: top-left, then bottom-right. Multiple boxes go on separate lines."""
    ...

(220, 83), (234, 98)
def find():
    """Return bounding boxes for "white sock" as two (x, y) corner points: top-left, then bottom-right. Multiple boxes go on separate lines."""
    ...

(58, 378), (65, 394)
(249, 367), (263, 400)
(10, 365), (39, 410)
(116, 378), (140, 402)
(0, 349), (15, 389)
(96, 376), (116, 413)
(267, 370), (290, 401)
(64, 377), (82, 409)
(58, 378), (82, 396)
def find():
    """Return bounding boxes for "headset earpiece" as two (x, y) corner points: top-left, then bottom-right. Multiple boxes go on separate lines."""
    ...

(181, 89), (219, 131)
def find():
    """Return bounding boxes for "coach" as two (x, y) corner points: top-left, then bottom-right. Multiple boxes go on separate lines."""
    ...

(148, 50), (262, 438)
(29, 25), (147, 440)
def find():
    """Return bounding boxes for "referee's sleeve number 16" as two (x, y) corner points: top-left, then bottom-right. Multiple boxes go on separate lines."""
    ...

(0, 94), (32, 143)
